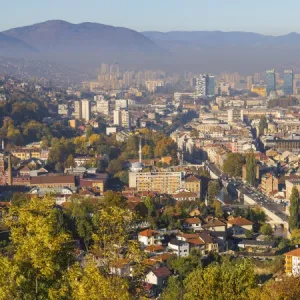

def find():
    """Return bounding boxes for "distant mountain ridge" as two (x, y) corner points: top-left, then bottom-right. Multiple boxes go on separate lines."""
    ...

(1, 20), (164, 69)
(2, 21), (300, 72)
(0, 32), (36, 56)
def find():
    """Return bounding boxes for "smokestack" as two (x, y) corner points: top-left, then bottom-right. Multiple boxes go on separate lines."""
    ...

(7, 155), (12, 186)
(139, 136), (142, 163)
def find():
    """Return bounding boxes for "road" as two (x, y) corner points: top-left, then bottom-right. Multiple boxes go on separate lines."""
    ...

(205, 161), (288, 223)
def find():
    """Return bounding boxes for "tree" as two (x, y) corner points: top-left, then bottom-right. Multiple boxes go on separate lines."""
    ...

(212, 200), (223, 217)
(184, 259), (257, 300)
(289, 186), (300, 230)
(142, 144), (154, 159)
(245, 230), (253, 239)
(258, 116), (268, 135)
(144, 196), (155, 219)
(65, 154), (76, 168)
(107, 158), (123, 174)
(208, 181), (220, 202)
(161, 276), (182, 300)
(259, 223), (273, 236)
(246, 152), (256, 186)
(0, 196), (74, 299)
(102, 191), (125, 208)
(223, 153), (244, 177)
(57, 261), (130, 300)
(250, 276), (300, 300)
(290, 229), (300, 245)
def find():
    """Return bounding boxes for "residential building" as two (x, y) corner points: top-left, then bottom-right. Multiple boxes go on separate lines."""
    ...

(113, 109), (131, 128)
(227, 216), (253, 236)
(285, 248), (300, 276)
(145, 266), (170, 288)
(266, 69), (276, 95)
(115, 99), (128, 110)
(261, 173), (279, 195)
(138, 229), (163, 247)
(228, 109), (241, 123)
(247, 76), (253, 90)
(129, 171), (183, 194)
(58, 104), (70, 116)
(73, 101), (82, 119)
(184, 175), (201, 197)
(96, 99), (110, 115)
(196, 75), (208, 98)
(81, 99), (91, 122)
(168, 239), (189, 257)
(286, 177), (300, 200)
(145, 80), (164, 93)
(283, 70), (294, 95)
(171, 191), (197, 201)
(183, 218), (202, 231)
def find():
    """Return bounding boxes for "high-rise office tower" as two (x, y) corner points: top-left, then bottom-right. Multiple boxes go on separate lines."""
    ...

(207, 75), (216, 96)
(100, 63), (109, 75)
(81, 99), (91, 122)
(283, 70), (294, 95)
(196, 75), (208, 98)
(266, 69), (276, 95)
(110, 62), (120, 74)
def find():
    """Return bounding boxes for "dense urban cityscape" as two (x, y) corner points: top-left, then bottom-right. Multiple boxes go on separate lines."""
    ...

(1, 1), (300, 299)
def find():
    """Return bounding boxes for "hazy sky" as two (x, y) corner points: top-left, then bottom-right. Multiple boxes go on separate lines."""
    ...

(1, 0), (300, 35)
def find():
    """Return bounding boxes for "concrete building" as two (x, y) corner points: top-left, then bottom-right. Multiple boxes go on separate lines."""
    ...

(266, 69), (276, 95)
(138, 229), (163, 247)
(113, 109), (131, 128)
(168, 239), (189, 257)
(81, 99), (91, 121)
(261, 173), (278, 195)
(285, 248), (300, 276)
(115, 99), (128, 110)
(145, 80), (164, 93)
(58, 104), (70, 116)
(73, 101), (82, 119)
(96, 99), (110, 115)
(283, 70), (294, 95)
(228, 108), (241, 122)
(251, 85), (267, 97)
(129, 171), (183, 194)
(286, 177), (300, 200)
(196, 75), (208, 98)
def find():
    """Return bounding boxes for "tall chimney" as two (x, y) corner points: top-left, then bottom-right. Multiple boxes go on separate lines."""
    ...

(139, 136), (142, 163)
(7, 155), (12, 186)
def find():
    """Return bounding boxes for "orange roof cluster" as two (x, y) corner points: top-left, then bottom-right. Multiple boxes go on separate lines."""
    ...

(184, 217), (201, 224)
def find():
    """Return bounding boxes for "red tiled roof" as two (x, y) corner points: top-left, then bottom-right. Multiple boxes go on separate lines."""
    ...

(152, 266), (170, 278)
(138, 229), (159, 237)
(144, 245), (164, 252)
(228, 216), (253, 226)
(285, 248), (300, 257)
(184, 218), (201, 224)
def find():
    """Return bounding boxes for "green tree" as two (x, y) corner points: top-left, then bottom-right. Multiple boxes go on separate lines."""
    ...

(102, 191), (125, 208)
(289, 186), (300, 230)
(0, 196), (74, 299)
(246, 152), (256, 185)
(208, 181), (220, 202)
(259, 223), (273, 236)
(223, 153), (244, 177)
(65, 154), (76, 168)
(184, 259), (257, 300)
(290, 229), (300, 245)
(161, 276), (182, 300)
(258, 115), (268, 135)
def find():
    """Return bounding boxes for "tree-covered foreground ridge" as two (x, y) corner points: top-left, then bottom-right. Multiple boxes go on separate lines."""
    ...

(0, 194), (298, 300)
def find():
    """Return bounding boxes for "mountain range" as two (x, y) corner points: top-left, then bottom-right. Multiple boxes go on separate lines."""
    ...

(2, 20), (300, 73)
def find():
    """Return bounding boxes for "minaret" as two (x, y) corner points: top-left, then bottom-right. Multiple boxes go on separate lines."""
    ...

(7, 155), (12, 186)
(139, 136), (142, 163)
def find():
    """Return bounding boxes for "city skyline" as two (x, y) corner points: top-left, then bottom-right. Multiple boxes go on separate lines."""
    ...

(2, 0), (300, 35)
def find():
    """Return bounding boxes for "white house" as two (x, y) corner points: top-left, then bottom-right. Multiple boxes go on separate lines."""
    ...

(168, 239), (189, 257)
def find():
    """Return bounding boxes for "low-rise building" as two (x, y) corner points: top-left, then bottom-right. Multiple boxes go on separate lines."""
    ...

(285, 248), (300, 276)
(138, 229), (163, 247)
(168, 239), (189, 257)
(227, 216), (253, 236)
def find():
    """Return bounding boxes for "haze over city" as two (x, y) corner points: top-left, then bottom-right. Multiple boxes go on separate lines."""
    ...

(1, 1), (300, 299)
